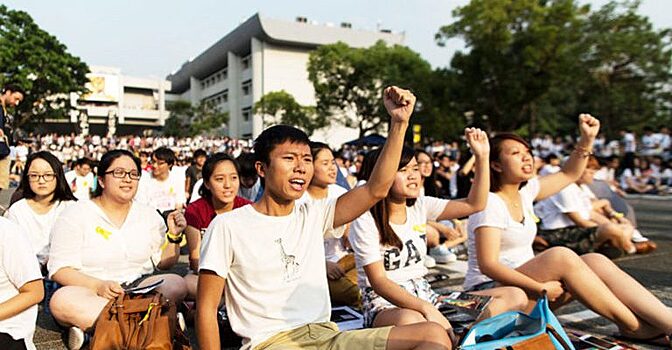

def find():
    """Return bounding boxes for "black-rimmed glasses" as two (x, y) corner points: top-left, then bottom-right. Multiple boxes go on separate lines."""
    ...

(105, 168), (141, 180)
(27, 173), (56, 182)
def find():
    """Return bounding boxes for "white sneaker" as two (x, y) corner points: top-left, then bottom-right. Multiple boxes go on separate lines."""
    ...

(429, 245), (458, 264)
(424, 255), (437, 268)
(67, 326), (85, 350)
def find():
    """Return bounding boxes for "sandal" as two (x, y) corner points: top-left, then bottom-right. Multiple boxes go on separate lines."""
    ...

(614, 333), (671, 348)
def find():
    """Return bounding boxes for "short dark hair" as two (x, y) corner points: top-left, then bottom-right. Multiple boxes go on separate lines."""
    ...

(490, 133), (531, 192)
(253, 125), (310, 165)
(360, 146), (416, 250)
(75, 157), (92, 168)
(199, 153), (240, 199)
(3, 83), (25, 96)
(193, 149), (207, 160)
(20, 151), (77, 203)
(309, 141), (332, 160)
(93, 150), (141, 197)
(236, 152), (258, 179)
(152, 147), (176, 166)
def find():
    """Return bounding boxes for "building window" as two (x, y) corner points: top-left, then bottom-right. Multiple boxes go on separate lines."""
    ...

(242, 107), (252, 122)
(241, 80), (252, 96)
(241, 55), (251, 70)
(222, 68), (228, 80)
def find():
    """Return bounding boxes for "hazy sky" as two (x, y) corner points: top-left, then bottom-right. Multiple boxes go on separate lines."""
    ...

(3, 1), (671, 79)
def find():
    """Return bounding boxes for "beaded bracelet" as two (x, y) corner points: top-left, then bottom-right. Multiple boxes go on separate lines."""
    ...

(572, 145), (594, 158)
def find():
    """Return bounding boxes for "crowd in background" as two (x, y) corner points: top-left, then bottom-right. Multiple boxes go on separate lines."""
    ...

(3, 125), (671, 198)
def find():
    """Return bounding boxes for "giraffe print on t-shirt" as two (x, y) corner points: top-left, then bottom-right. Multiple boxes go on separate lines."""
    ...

(275, 238), (300, 282)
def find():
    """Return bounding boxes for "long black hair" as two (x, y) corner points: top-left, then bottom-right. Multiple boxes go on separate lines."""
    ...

(360, 146), (416, 249)
(199, 153), (241, 200)
(414, 149), (439, 197)
(20, 151), (77, 203)
(93, 150), (141, 197)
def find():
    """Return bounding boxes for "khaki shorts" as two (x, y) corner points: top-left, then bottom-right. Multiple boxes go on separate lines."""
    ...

(0, 156), (9, 189)
(254, 322), (392, 350)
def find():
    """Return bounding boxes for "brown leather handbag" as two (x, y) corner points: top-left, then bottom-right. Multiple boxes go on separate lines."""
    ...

(90, 292), (191, 350)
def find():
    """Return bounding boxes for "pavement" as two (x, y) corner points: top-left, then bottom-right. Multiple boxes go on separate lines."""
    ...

(1, 189), (670, 350)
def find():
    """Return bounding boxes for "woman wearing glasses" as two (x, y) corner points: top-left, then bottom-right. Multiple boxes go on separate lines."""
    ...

(5, 151), (76, 269)
(47, 150), (188, 350)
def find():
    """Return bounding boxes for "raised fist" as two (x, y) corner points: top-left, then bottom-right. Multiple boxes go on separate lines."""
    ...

(383, 86), (416, 124)
(464, 127), (489, 158)
(578, 113), (600, 141)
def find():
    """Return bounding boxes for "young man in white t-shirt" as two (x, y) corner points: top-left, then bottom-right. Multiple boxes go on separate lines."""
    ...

(197, 87), (451, 350)
(135, 147), (186, 213)
(64, 158), (95, 201)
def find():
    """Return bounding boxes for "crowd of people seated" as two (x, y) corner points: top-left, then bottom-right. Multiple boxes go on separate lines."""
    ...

(0, 87), (670, 349)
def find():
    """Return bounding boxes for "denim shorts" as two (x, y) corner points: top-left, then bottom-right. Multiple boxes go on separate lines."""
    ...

(361, 277), (440, 328)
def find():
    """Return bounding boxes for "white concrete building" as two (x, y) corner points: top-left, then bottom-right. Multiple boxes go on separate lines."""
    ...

(64, 66), (171, 136)
(166, 13), (404, 146)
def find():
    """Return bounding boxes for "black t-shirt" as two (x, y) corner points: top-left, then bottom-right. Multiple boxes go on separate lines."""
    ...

(0, 105), (14, 145)
(185, 165), (202, 194)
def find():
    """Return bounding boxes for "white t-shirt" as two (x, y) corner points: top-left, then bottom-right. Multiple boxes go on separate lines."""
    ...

(534, 183), (591, 230)
(5, 199), (74, 265)
(199, 199), (339, 350)
(464, 178), (540, 290)
(0, 217), (42, 349)
(48, 200), (167, 284)
(64, 170), (95, 201)
(622, 133), (636, 153)
(297, 184), (349, 262)
(350, 196), (448, 288)
(238, 178), (261, 202)
(135, 172), (187, 212)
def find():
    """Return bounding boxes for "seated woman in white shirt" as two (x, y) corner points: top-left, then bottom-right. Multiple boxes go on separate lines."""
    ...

(350, 129), (527, 341)
(534, 159), (636, 258)
(5, 151), (76, 270)
(466, 115), (672, 346)
(0, 217), (44, 350)
(298, 142), (359, 307)
(47, 150), (188, 350)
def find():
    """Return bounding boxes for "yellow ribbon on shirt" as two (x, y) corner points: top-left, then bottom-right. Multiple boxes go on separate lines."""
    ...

(95, 226), (112, 240)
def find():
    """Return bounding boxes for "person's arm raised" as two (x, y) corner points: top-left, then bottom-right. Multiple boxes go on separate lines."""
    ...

(333, 86), (414, 228)
(537, 114), (600, 201)
(437, 128), (490, 221)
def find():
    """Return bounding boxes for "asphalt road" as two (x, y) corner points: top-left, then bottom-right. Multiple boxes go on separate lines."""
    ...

(1, 189), (670, 349)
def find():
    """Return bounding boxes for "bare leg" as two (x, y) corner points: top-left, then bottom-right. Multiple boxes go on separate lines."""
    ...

(138, 273), (187, 304)
(386, 322), (452, 350)
(581, 253), (672, 338)
(516, 247), (643, 333)
(49, 286), (109, 331)
(469, 287), (528, 320)
(184, 273), (198, 300)
(373, 308), (427, 327)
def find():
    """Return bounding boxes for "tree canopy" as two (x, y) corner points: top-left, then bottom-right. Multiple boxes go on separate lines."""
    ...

(435, 0), (671, 138)
(0, 5), (89, 130)
(253, 90), (325, 135)
(308, 41), (433, 137)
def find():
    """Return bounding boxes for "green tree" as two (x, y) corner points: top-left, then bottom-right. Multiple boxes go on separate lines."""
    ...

(164, 100), (229, 137)
(308, 41), (433, 137)
(570, 0), (672, 136)
(0, 5), (89, 129)
(436, 0), (589, 135)
(435, 0), (671, 138)
(253, 90), (325, 135)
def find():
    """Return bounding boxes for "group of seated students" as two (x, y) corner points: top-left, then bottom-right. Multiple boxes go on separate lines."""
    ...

(0, 86), (671, 350)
